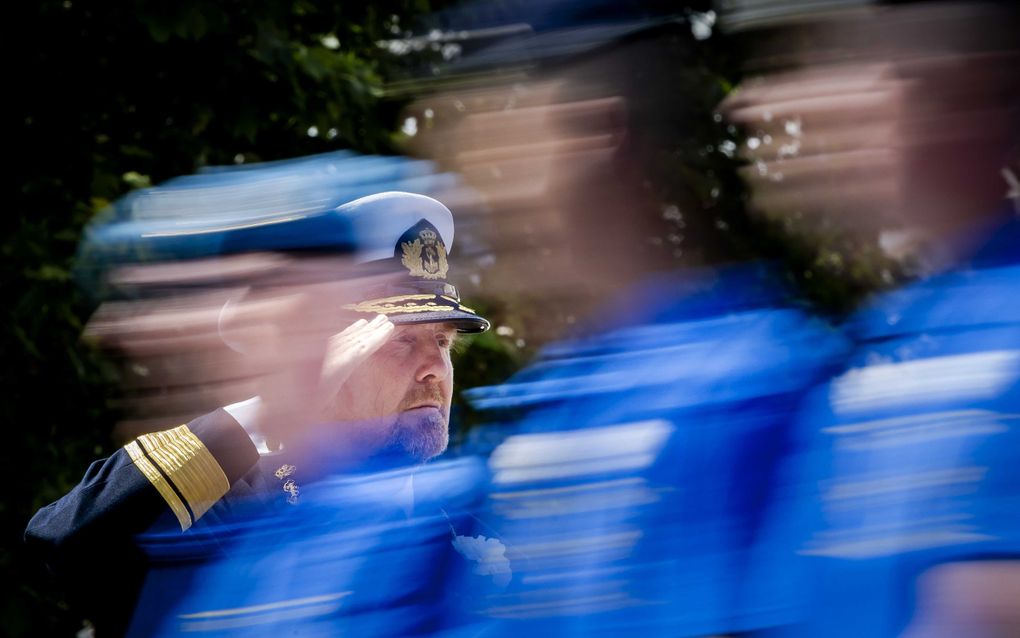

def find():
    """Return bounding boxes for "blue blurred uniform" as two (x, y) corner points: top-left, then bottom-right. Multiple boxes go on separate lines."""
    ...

(128, 457), (492, 637)
(459, 264), (849, 636)
(777, 213), (1020, 638)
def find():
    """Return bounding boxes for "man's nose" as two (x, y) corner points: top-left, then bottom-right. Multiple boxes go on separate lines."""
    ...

(415, 342), (451, 383)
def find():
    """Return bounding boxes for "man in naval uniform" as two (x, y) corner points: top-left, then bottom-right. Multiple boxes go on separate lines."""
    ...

(25, 191), (489, 636)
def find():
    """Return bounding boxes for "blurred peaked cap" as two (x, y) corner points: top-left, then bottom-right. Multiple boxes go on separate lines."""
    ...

(336, 191), (489, 334)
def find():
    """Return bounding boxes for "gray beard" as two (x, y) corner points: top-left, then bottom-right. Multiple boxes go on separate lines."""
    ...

(389, 408), (449, 463)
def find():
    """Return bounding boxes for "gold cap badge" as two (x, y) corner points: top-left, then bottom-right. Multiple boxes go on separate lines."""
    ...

(401, 226), (449, 280)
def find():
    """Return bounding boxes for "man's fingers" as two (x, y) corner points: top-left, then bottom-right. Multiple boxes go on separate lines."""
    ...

(328, 315), (387, 349)
(334, 315), (392, 353)
(319, 315), (394, 395)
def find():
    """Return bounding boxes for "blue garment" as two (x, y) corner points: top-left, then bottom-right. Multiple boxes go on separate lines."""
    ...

(460, 264), (849, 637)
(778, 214), (1020, 638)
(129, 457), (491, 637)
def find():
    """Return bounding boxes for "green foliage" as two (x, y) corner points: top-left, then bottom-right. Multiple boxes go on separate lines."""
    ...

(450, 298), (533, 438)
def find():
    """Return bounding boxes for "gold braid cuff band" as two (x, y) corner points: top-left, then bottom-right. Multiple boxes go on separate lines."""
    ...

(133, 425), (231, 530)
(125, 440), (192, 531)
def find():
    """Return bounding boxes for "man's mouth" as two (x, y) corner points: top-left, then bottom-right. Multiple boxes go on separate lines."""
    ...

(406, 402), (441, 411)
(400, 386), (446, 412)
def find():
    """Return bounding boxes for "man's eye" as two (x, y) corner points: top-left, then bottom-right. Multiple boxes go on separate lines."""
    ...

(437, 334), (456, 349)
(389, 334), (414, 347)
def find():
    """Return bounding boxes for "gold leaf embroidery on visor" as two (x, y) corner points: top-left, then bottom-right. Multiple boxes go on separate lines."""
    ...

(343, 293), (462, 315)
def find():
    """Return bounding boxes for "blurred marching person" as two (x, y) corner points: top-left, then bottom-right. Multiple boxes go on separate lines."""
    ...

(722, 1), (1020, 636)
(24, 153), (492, 636)
(400, 2), (849, 636)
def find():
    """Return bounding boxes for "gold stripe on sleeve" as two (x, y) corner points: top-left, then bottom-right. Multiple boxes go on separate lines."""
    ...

(138, 425), (231, 524)
(124, 440), (192, 532)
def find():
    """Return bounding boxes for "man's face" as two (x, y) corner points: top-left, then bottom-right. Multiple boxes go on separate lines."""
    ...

(325, 321), (457, 463)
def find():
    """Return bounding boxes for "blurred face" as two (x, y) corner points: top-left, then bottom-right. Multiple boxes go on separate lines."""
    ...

(723, 6), (1019, 254)
(326, 321), (457, 463)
